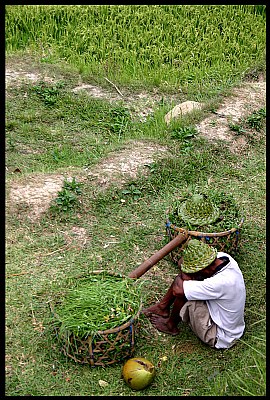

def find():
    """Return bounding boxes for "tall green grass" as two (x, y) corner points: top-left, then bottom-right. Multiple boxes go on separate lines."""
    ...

(5, 5), (266, 93)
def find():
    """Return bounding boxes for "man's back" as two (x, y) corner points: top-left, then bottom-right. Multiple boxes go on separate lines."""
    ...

(183, 252), (246, 348)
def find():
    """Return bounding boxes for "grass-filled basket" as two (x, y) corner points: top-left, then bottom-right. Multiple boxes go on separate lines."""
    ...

(165, 190), (244, 265)
(49, 270), (143, 367)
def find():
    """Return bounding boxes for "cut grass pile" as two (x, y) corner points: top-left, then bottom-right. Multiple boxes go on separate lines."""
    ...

(52, 273), (143, 337)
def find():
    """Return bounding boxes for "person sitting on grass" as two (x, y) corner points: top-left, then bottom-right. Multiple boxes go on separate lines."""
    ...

(142, 239), (246, 349)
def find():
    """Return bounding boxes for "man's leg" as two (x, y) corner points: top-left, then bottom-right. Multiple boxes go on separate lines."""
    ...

(142, 280), (177, 318)
(149, 296), (186, 335)
(180, 300), (217, 347)
(142, 269), (191, 318)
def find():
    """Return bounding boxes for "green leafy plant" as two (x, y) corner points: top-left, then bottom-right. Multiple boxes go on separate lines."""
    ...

(245, 108), (266, 131)
(52, 189), (78, 212)
(63, 177), (82, 195)
(170, 125), (198, 141)
(50, 178), (82, 212)
(170, 125), (198, 152)
(121, 184), (142, 200)
(229, 123), (246, 134)
(32, 81), (64, 106)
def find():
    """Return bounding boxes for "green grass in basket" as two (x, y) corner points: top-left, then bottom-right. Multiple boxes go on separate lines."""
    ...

(167, 190), (242, 232)
(53, 273), (143, 339)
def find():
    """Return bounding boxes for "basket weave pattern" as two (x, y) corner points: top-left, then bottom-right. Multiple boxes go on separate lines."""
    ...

(50, 271), (141, 367)
(166, 218), (244, 265)
(56, 316), (138, 367)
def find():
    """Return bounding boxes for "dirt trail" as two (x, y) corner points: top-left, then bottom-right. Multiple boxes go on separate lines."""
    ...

(7, 141), (168, 221)
(6, 64), (266, 222)
(196, 80), (266, 151)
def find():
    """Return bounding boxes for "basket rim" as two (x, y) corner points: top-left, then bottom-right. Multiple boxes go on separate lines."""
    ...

(166, 217), (244, 237)
(49, 270), (142, 336)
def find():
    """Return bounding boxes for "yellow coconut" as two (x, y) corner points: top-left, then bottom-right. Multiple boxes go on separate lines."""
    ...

(122, 357), (155, 390)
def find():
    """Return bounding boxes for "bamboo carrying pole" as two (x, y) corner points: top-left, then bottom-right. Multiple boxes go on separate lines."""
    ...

(128, 231), (188, 279)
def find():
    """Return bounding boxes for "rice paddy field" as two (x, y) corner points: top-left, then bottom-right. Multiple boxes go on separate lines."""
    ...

(6, 5), (266, 94)
(5, 5), (266, 397)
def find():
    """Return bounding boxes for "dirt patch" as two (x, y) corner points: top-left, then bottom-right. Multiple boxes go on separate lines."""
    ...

(5, 69), (56, 86)
(5, 53), (73, 88)
(7, 141), (168, 221)
(86, 140), (168, 188)
(72, 83), (123, 101)
(196, 81), (266, 152)
(7, 174), (66, 222)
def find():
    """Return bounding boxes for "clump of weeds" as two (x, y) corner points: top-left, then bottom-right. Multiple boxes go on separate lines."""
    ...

(49, 177), (82, 212)
(170, 125), (199, 153)
(246, 108), (266, 131)
(32, 81), (65, 106)
(97, 106), (132, 138)
(229, 108), (266, 143)
(228, 123), (247, 134)
(121, 183), (142, 201)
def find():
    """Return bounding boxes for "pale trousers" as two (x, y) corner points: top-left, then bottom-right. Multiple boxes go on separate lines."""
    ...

(180, 300), (217, 348)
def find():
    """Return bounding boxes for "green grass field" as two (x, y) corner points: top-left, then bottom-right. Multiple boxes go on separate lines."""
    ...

(5, 5), (266, 396)
(6, 5), (266, 95)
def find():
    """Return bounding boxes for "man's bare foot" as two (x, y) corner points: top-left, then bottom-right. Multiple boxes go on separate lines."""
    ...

(149, 315), (180, 336)
(142, 303), (170, 318)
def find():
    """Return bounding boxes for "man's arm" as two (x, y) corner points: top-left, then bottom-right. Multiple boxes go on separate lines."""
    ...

(172, 275), (185, 297)
(180, 271), (195, 281)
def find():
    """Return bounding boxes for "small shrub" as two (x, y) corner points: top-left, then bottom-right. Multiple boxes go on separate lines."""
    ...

(121, 184), (142, 200)
(50, 177), (82, 212)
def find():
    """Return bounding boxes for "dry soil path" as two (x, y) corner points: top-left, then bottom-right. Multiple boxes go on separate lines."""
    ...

(5, 63), (266, 222)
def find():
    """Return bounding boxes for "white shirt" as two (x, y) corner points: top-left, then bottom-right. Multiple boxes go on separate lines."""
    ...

(183, 252), (246, 349)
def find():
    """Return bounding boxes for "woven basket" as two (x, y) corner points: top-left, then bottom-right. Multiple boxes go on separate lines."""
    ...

(50, 271), (141, 367)
(165, 217), (244, 265)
